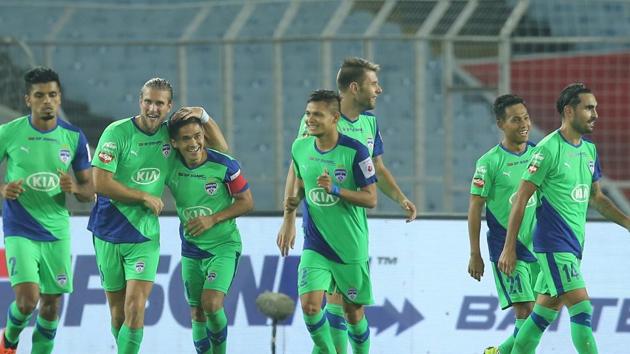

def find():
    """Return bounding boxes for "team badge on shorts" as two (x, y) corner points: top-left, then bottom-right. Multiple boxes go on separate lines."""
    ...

(205, 182), (218, 195)
(56, 274), (68, 286)
(334, 168), (347, 183)
(135, 261), (145, 273)
(59, 149), (71, 163)
(207, 272), (217, 282)
(161, 144), (171, 158)
(347, 288), (358, 301)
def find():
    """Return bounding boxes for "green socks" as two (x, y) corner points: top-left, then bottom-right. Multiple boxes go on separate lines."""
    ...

(192, 320), (211, 354)
(206, 308), (228, 354)
(4, 301), (31, 347)
(111, 324), (121, 340)
(512, 304), (559, 354)
(31, 316), (58, 354)
(569, 301), (598, 354)
(311, 303), (348, 354)
(304, 309), (336, 354)
(117, 325), (143, 354)
(498, 318), (525, 354)
(347, 315), (370, 354)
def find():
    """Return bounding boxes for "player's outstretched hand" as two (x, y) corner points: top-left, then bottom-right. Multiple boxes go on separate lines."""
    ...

(284, 196), (301, 213)
(276, 220), (296, 257)
(316, 168), (333, 193)
(468, 253), (485, 281)
(498, 248), (516, 276)
(1, 179), (25, 200)
(400, 198), (417, 222)
(58, 169), (77, 194)
(186, 215), (216, 237)
(142, 194), (164, 216)
(171, 107), (207, 122)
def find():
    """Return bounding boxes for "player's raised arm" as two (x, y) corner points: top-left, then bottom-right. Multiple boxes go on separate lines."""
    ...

(317, 167), (377, 209)
(170, 106), (228, 152)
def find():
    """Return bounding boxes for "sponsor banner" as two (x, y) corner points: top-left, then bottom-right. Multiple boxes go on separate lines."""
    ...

(1, 218), (629, 353)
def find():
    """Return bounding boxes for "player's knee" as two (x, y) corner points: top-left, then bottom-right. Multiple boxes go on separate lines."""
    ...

(38, 297), (62, 319)
(301, 302), (321, 316)
(16, 295), (39, 316)
(514, 302), (534, 319)
(124, 295), (148, 318)
(191, 307), (206, 322)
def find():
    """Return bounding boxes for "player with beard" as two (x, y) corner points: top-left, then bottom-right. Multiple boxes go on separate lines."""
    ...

(0, 67), (94, 354)
(499, 83), (630, 354)
(88, 78), (228, 354)
(467, 94), (539, 354)
(277, 57), (416, 354)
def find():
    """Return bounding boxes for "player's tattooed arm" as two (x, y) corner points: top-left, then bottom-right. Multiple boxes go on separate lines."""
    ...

(171, 107), (229, 153)
(589, 181), (630, 231)
(467, 194), (486, 281)
(373, 155), (416, 221)
(61, 168), (95, 203)
(93, 167), (164, 215)
(499, 180), (537, 275)
(277, 178), (304, 256)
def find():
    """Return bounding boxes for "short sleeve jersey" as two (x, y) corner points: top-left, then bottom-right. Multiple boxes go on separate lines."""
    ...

(522, 130), (601, 258)
(0, 116), (91, 241)
(470, 143), (538, 263)
(297, 112), (384, 157)
(292, 134), (377, 264)
(166, 149), (249, 259)
(88, 117), (173, 243)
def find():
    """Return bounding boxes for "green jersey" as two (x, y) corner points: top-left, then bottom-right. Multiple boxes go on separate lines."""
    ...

(522, 130), (601, 258)
(297, 111), (384, 157)
(166, 148), (249, 258)
(88, 117), (173, 243)
(0, 116), (91, 241)
(470, 142), (538, 263)
(292, 134), (377, 264)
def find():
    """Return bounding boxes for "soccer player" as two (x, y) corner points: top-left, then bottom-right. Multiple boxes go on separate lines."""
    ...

(280, 89), (377, 354)
(166, 116), (253, 354)
(467, 94), (539, 354)
(499, 83), (630, 354)
(88, 78), (228, 354)
(0, 67), (94, 354)
(277, 57), (416, 354)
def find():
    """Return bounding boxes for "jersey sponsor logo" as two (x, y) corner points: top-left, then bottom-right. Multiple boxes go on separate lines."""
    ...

(472, 178), (485, 188)
(334, 168), (347, 183)
(162, 144), (171, 158)
(207, 272), (217, 282)
(571, 184), (590, 203)
(98, 152), (114, 164)
(26, 172), (59, 192)
(474, 166), (487, 179)
(19, 146), (30, 154)
(183, 206), (214, 220)
(103, 142), (117, 151)
(588, 160), (595, 174)
(308, 188), (339, 207)
(135, 261), (145, 273)
(528, 152), (544, 173)
(509, 192), (537, 208)
(347, 288), (358, 301)
(358, 157), (375, 179)
(59, 148), (71, 163)
(57, 274), (68, 286)
(132, 168), (161, 185)
(205, 182), (218, 195)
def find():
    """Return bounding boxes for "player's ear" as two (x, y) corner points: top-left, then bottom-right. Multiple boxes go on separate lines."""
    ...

(332, 111), (340, 123)
(24, 94), (31, 108)
(170, 138), (178, 149)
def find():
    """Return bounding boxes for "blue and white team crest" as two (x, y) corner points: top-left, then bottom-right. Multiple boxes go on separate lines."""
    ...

(207, 272), (217, 282)
(59, 149), (71, 163)
(135, 261), (145, 273)
(205, 182), (218, 195)
(334, 168), (347, 183)
(347, 288), (358, 301)
(588, 160), (595, 174)
(366, 138), (374, 151)
(161, 144), (171, 158)
(56, 274), (68, 286)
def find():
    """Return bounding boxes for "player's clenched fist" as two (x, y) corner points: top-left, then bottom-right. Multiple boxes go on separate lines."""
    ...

(58, 168), (77, 194)
(1, 179), (25, 200)
(142, 193), (164, 216)
(316, 168), (333, 193)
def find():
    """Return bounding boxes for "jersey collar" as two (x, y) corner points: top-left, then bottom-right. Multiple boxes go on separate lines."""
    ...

(28, 115), (58, 133)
